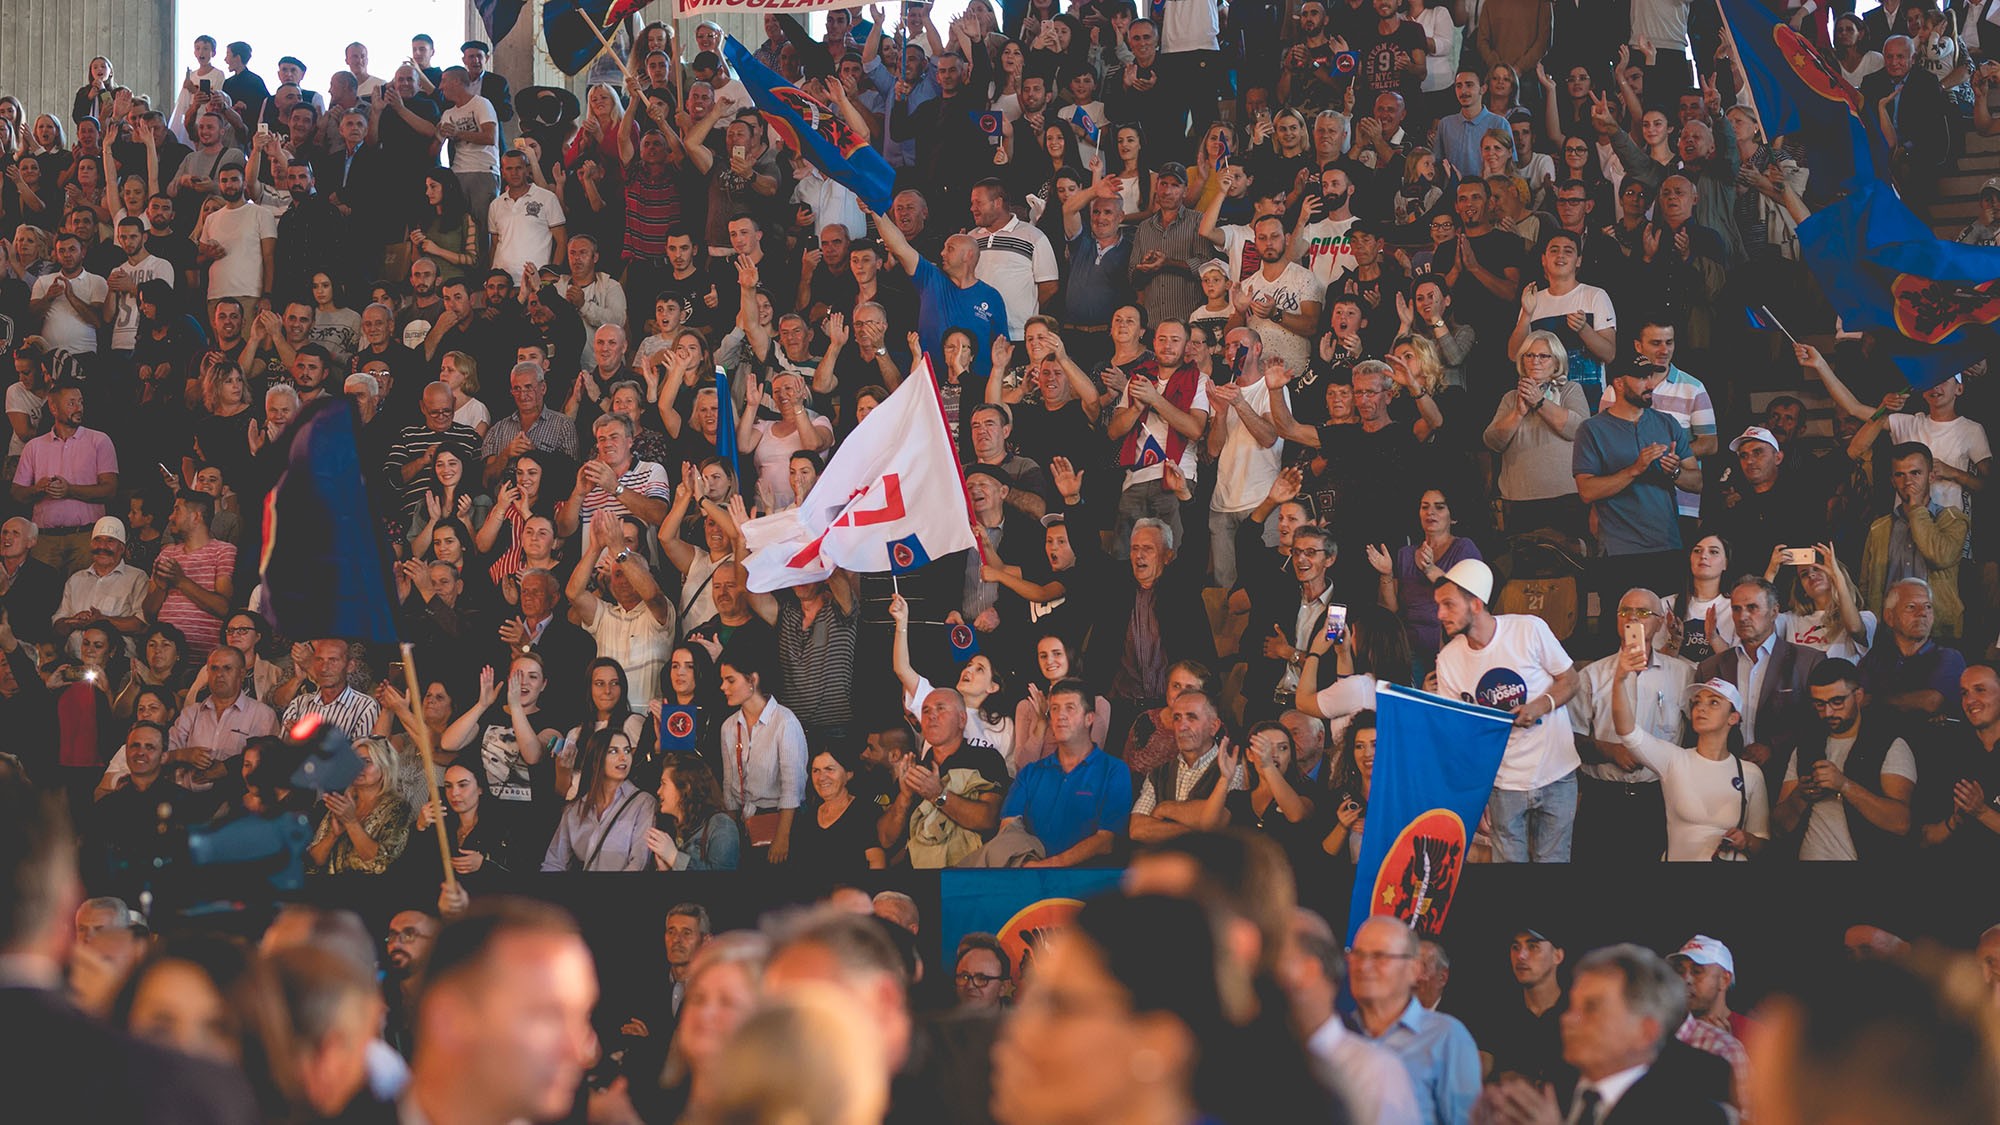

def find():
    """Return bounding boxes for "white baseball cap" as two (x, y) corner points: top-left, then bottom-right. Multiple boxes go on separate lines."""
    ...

(1691, 678), (1743, 713)
(89, 516), (126, 544)
(1669, 934), (1735, 976)
(1437, 558), (1494, 605)
(1729, 425), (1781, 454)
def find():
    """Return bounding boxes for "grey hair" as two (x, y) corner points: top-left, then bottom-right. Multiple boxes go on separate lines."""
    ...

(510, 360), (546, 384)
(1351, 359), (1394, 386)
(342, 373), (379, 398)
(78, 896), (135, 927)
(1517, 329), (1571, 381)
(1574, 943), (1687, 1053)
(1131, 517), (1175, 552)
(266, 384), (301, 409)
(1355, 915), (1421, 957)
(593, 412), (635, 438)
(1884, 577), (1933, 615)
(362, 301), (395, 320)
(1419, 938), (1451, 972)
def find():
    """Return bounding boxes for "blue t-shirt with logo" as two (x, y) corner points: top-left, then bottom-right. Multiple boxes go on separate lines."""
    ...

(912, 255), (1006, 383)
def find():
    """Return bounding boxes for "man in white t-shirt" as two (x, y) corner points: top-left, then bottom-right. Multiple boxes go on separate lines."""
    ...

(1109, 319), (1210, 554)
(435, 66), (500, 222)
(968, 178), (1058, 340)
(1509, 231), (1617, 400)
(1774, 658), (1916, 861)
(1207, 325), (1287, 587)
(199, 166), (277, 307)
(1293, 165), (1359, 287)
(29, 234), (109, 358)
(102, 217), (174, 356)
(1197, 166), (1290, 287)
(1880, 376), (1992, 515)
(1432, 559), (1581, 862)
(1237, 213), (1325, 379)
(488, 150), (568, 281)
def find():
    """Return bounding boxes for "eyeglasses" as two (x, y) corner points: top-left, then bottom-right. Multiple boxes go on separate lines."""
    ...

(1346, 950), (1416, 966)
(1290, 546), (1328, 557)
(1522, 352), (1555, 361)
(224, 625), (258, 635)
(956, 972), (1002, 987)
(1810, 694), (1854, 711)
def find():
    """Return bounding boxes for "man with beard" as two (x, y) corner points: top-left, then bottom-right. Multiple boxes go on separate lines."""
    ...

(198, 165), (276, 314)
(271, 160), (342, 308)
(1774, 658), (1916, 862)
(381, 909), (439, 1054)
(398, 255), (447, 337)
(1576, 356), (1700, 641)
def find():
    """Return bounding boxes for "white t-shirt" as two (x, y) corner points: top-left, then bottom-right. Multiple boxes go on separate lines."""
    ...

(1295, 215), (1357, 288)
(1435, 614), (1579, 791)
(1780, 608), (1876, 662)
(1885, 412), (1991, 512)
(1784, 734), (1917, 861)
(1239, 262), (1324, 379)
(442, 96), (500, 176)
(1057, 101), (1108, 166)
(1211, 378), (1288, 513)
(1118, 372), (1210, 488)
(106, 254), (175, 351)
(1414, 4), (1459, 93)
(973, 216), (1059, 339)
(488, 185), (567, 280)
(1518, 282), (1616, 363)
(1622, 729), (1770, 861)
(1159, 0), (1223, 53)
(454, 398), (491, 432)
(203, 201), (278, 300)
(1660, 592), (1737, 664)
(5, 383), (45, 458)
(30, 271), (108, 355)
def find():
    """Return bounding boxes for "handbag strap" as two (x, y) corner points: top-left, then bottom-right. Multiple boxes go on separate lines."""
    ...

(583, 788), (647, 869)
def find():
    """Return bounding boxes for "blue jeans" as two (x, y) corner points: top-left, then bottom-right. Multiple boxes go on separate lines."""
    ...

(1486, 772), (1577, 862)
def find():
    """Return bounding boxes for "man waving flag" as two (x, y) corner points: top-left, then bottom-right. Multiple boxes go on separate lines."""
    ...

(741, 357), (976, 591)
(723, 35), (897, 213)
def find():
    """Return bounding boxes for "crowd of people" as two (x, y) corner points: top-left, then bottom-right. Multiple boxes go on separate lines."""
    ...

(2, 0), (2000, 1120)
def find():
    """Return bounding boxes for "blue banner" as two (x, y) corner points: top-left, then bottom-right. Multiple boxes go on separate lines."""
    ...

(1798, 178), (2000, 390)
(473, 0), (526, 50)
(940, 869), (1125, 982)
(713, 365), (739, 484)
(1718, 0), (1880, 190)
(1346, 684), (1512, 941)
(722, 36), (897, 214)
(542, 0), (650, 76)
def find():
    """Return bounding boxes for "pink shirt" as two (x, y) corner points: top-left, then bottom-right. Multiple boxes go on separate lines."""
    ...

(155, 540), (235, 653)
(12, 426), (118, 530)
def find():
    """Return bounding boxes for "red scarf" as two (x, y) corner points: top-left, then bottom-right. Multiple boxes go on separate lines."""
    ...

(1118, 360), (1201, 470)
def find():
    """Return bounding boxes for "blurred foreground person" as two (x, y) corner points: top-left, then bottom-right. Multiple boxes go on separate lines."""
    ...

(683, 982), (889, 1125)
(992, 893), (1342, 1125)
(0, 766), (257, 1121)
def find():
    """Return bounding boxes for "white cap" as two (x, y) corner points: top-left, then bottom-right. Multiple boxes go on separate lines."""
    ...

(1729, 426), (1781, 454)
(1437, 558), (1494, 605)
(1691, 678), (1744, 714)
(1669, 934), (1735, 976)
(89, 516), (126, 544)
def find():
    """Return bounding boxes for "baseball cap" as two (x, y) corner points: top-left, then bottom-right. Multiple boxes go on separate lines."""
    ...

(1608, 354), (1665, 383)
(1196, 258), (1231, 278)
(1436, 558), (1494, 605)
(1155, 161), (1188, 184)
(1349, 217), (1390, 240)
(1668, 935), (1735, 976)
(90, 516), (126, 544)
(1982, 176), (2000, 198)
(1039, 511), (1067, 528)
(1513, 926), (1561, 946)
(1690, 678), (1744, 714)
(1729, 425), (1781, 454)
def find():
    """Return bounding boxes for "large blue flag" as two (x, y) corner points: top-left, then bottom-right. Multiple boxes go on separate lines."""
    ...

(472, 0), (526, 50)
(723, 36), (896, 214)
(244, 398), (398, 644)
(713, 364), (739, 483)
(543, 0), (650, 76)
(1798, 177), (2000, 389)
(1718, 0), (1881, 190)
(1346, 684), (1512, 941)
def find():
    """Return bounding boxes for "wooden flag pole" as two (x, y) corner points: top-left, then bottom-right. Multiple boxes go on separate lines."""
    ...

(399, 642), (457, 891)
(579, 8), (641, 83)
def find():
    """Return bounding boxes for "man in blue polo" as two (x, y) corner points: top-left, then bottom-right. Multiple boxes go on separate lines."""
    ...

(969, 678), (1132, 867)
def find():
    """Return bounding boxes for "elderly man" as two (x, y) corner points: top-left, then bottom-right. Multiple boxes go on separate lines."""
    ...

(550, 236), (627, 363)
(871, 199), (1007, 387)
(11, 381), (119, 574)
(566, 511), (676, 703)
(1083, 518), (1218, 750)
(1856, 578), (1969, 716)
(1280, 909), (1423, 1125)
(51, 517), (147, 655)
(1346, 916), (1480, 1125)
(278, 638), (381, 741)
(1567, 587), (1696, 862)
(1697, 575), (1827, 792)
(876, 682), (1011, 869)
(558, 413), (670, 537)
(1702, 424), (1817, 586)
(165, 644), (277, 791)
(481, 361), (580, 485)
(384, 382), (482, 518)
(1128, 688), (1244, 841)
(0, 518), (63, 647)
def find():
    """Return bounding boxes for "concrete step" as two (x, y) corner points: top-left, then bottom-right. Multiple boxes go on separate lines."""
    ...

(1968, 129), (2000, 155)
(1941, 172), (2000, 196)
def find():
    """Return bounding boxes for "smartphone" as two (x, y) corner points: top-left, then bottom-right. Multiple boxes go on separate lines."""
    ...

(386, 660), (406, 684)
(199, 79), (211, 95)
(257, 121), (270, 136)
(731, 144), (747, 160)
(1622, 619), (1648, 661)
(1781, 547), (1818, 567)
(1325, 604), (1349, 645)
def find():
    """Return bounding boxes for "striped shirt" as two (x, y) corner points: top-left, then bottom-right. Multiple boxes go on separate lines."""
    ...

(972, 216), (1058, 338)
(1131, 743), (1248, 814)
(776, 594), (857, 730)
(281, 685), (382, 743)
(153, 541), (236, 654)
(1649, 365), (1717, 518)
(575, 460), (671, 528)
(385, 423), (482, 516)
(481, 409), (580, 463)
(622, 160), (683, 261)
(581, 596), (677, 704)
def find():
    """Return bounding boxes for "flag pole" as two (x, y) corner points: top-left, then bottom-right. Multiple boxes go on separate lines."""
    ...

(399, 642), (457, 892)
(578, 9), (640, 83)
(1760, 304), (1801, 349)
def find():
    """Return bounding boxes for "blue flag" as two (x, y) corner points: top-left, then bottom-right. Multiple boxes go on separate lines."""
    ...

(657, 703), (699, 754)
(713, 365), (739, 483)
(949, 621), (980, 662)
(1798, 177), (2000, 389)
(1718, 0), (1881, 190)
(940, 869), (1125, 982)
(472, 0), (526, 50)
(1346, 684), (1512, 941)
(723, 36), (896, 214)
(246, 398), (398, 644)
(886, 532), (933, 575)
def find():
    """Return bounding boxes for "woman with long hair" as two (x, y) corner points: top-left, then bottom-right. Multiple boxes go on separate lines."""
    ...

(646, 752), (741, 871)
(1485, 63), (1523, 117)
(990, 36), (1028, 116)
(891, 593), (1017, 768)
(477, 448), (564, 586)
(73, 57), (117, 127)
(1186, 121), (1237, 210)
(684, 985), (888, 1125)
(374, 677), (458, 768)
(409, 168), (477, 282)
(191, 359), (255, 486)
(1015, 631), (1111, 769)
(540, 727), (656, 871)
(1319, 710), (1377, 860)
(1773, 543), (1873, 660)
(1396, 277), (1472, 390)
(1104, 123), (1154, 218)
(993, 894), (1339, 1125)
(67, 154), (111, 236)
(306, 738), (413, 874)
(718, 652), (807, 863)
(6, 338), (50, 467)
(563, 657), (651, 794)
(115, 936), (252, 1065)
(651, 643), (726, 767)
(1215, 721), (1322, 870)
(1296, 604), (1414, 753)
(408, 454), (488, 559)
(1484, 328), (1588, 538)
(305, 271), (360, 365)
(411, 762), (514, 881)
(1611, 655), (1769, 861)
(1664, 533), (1736, 663)
(563, 83), (629, 174)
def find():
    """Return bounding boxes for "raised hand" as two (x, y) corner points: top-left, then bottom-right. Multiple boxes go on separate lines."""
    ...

(1365, 543), (1394, 575)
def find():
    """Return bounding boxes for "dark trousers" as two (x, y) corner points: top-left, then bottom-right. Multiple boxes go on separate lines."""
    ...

(1574, 776), (1667, 862)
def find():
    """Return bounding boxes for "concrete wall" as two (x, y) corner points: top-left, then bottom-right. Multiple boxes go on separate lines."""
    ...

(0, 0), (173, 134)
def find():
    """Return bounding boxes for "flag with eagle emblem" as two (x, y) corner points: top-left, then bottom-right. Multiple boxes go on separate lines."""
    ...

(722, 35), (896, 213)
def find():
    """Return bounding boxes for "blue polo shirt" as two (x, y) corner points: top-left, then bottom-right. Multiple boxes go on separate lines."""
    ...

(1573, 407), (1689, 556)
(911, 255), (1006, 383)
(1000, 745), (1134, 857)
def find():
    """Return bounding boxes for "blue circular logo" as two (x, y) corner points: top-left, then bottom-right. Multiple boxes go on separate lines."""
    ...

(1474, 668), (1529, 712)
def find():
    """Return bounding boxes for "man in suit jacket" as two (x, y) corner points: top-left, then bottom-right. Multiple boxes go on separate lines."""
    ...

(1858, 37), (1952, 201)
(1696, 575), (1824, 794)
(0, 769), (259, 1124)
(1081, 517), (1217, 751)
(1475, 944), (1728, 1125)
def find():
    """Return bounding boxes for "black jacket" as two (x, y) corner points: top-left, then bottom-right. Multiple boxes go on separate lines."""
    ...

(1081, 548), (1218, 704)
(0, 985), (260, 1124)
(1565, 1048), (1730, 1125)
